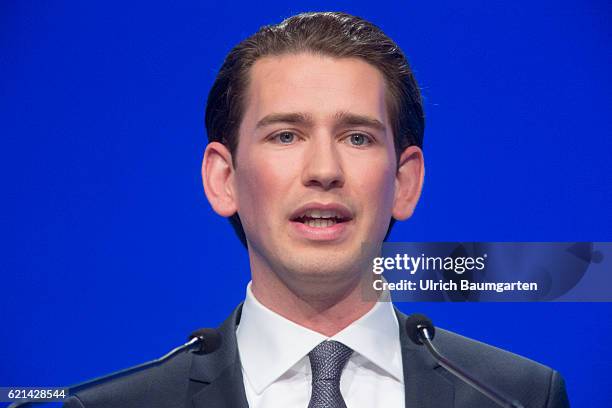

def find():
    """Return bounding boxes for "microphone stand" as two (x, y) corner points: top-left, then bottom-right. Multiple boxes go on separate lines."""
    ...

(8, 337), (204, 408)
(418, 326), (524, 408)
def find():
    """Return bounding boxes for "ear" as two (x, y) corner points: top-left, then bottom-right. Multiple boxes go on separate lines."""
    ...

(392, 145), (425, 220)
(202, 142), (238, 217)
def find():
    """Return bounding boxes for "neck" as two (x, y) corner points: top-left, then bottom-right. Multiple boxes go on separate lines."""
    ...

(249, 259), (379, 337)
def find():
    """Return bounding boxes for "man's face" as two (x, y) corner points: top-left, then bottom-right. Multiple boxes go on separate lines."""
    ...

(223, 53), (412, 288)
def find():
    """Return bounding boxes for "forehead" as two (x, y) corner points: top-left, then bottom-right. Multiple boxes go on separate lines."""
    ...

(242, 53), (390, 126)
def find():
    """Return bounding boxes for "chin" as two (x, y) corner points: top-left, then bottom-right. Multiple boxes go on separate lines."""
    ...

(280, 252), (365, 285)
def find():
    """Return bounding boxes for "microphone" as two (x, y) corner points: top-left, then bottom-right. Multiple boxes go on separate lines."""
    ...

(8, 328), (222, 408)
(188, 328), (222, 354)
(405, 314), (524, 408)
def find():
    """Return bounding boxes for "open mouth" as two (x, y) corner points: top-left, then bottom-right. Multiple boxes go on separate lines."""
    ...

(290, 202), (354, 230)
(289, 203), (353, 241)
(292, 209), (351, 228)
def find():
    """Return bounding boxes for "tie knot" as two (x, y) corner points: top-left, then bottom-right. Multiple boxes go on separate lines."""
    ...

(308, 341), (353, 382)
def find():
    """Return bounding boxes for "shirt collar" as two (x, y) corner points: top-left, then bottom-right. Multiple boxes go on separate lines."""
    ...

(236, 282), (403, 394)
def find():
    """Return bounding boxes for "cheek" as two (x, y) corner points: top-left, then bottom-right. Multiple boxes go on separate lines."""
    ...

(352, 158), (396, 219)
(353, 154), (395, 190)
(235, 154), (295, 222)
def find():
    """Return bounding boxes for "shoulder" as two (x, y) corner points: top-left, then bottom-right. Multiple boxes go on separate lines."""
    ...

(63, 307), (244, 408)
(394, 309), (568, 407)
(63, 349), (193, 408)
(435, 327), (551, 378)
(431, 327), (569, 407)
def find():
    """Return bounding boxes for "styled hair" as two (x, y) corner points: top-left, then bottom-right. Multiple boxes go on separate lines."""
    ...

(205, 12), (425, 247)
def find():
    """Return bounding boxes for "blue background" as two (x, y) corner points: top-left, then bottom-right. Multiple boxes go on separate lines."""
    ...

(1, 1), (611, 406)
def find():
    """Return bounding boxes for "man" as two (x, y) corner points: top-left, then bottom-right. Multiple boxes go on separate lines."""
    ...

(64, 12), (569, 408)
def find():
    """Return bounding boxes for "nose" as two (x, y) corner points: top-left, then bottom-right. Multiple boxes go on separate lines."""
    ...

(301, 135), (345, 190)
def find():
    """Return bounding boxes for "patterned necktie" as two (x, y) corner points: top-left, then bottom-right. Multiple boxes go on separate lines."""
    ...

(307, 340), (354, 408)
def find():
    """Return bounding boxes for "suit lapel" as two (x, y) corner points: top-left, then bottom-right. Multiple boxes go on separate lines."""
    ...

(188, 304), (454, 408)
(189, 305), (249, 408)
(395, 309), (455, 408)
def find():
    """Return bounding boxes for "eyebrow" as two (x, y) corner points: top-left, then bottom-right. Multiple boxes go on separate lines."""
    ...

(333, 111), (386, 132)
(255, 112), (314, 129)
(254, 111), (386, 132)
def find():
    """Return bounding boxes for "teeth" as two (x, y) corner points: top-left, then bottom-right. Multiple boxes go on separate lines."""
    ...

(305, 218), (337, 228)
(304, 209), (338, 219)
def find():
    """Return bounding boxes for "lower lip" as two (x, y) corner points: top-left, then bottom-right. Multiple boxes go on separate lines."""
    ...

(289, 220), (351, 242)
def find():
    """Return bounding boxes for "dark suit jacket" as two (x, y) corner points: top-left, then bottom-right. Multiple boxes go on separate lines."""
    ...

(64, 305), (569, 408)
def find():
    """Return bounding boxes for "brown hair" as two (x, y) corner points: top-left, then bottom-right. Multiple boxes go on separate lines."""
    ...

(205, 12), (424, 247)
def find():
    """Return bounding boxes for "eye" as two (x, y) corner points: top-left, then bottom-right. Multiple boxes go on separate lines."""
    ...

(345, 133), (372, 147)
(272, 131), (297, 144)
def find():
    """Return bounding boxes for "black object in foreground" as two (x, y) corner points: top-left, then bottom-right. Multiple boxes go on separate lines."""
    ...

(405, 314), (525, 408)
(8, 328), (222, 408)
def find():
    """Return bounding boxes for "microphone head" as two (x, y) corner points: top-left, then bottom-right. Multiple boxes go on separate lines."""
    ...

(189, 328), (222, 354)
(405, 313), (435, 345)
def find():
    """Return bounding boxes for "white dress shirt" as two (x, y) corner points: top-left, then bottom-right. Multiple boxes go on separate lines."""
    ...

(236, 283), (405, 408)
